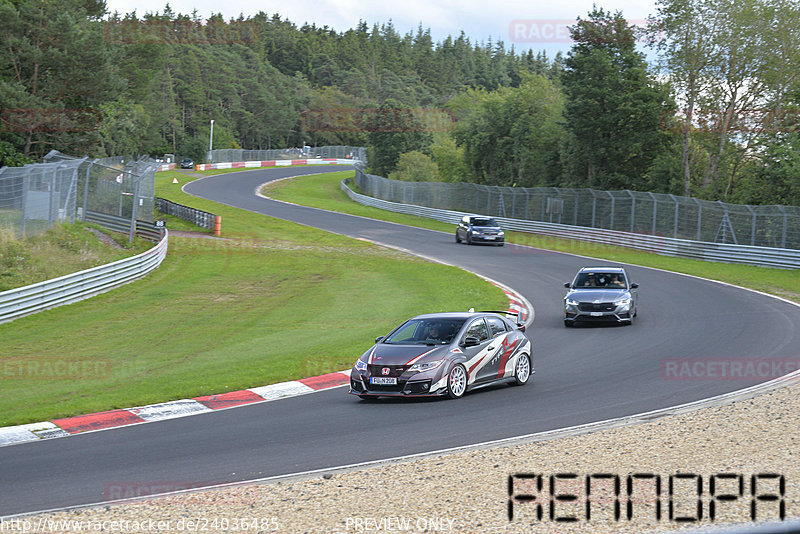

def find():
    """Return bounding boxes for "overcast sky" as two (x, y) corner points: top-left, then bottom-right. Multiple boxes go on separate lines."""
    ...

(103, 0), (661, 57)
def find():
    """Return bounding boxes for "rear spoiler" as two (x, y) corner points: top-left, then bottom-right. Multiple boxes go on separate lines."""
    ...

(480, 310), (526, 331)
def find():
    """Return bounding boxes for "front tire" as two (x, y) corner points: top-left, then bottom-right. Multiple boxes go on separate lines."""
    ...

(447, 364), (467, 399)
(466, 234), (472, 245)
(455, 232), (461, 243)
(513, 354), (532, 386)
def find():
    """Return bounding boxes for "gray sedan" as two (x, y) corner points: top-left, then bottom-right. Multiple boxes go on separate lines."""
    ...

(563, 267), (638, 327)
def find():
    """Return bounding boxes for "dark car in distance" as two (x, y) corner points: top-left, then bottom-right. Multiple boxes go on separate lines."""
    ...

(350, 311), (532, 400)
(455, 215), (505, 246)
(563, 267), (639, 327)
(180, 158), (194, 169)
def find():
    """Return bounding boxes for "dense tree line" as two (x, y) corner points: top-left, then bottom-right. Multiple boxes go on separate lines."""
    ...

(0, 0), (798, 205)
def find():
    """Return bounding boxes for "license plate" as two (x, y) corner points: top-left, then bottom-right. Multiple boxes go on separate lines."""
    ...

(590, 312), (604, 317)
(485, 236), (496, 240)
(370, 377), (397, 385)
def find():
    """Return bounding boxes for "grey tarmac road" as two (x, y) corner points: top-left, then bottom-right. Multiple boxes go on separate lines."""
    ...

(2, 165), (799, 517)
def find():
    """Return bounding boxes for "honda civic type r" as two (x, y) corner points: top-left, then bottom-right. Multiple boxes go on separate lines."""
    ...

(349, 311), (532, 400)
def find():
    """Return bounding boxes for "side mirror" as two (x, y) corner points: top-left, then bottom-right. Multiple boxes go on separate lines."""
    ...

(516, 323), (526, 333)
(630, 283), (639, 289)
(563, 282), (571, 288)
(375, 336), (384, 344)
(462, 336), (480, 347)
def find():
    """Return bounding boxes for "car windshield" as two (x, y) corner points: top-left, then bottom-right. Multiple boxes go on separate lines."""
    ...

(383, 318), (466, 345)
(573, 272), (626, 288)
(471, 218), (498, 227)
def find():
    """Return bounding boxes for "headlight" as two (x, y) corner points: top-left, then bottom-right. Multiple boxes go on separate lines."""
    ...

(498, 231), (505, 236)
(354, 360), (367, 372)
(614, 298), (631, 308)
(409, 360), (443, 373)
(566, 298), (579, 306)
(471, 229), (480, 235)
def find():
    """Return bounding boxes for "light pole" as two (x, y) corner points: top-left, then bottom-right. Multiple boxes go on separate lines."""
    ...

(208, 119), (214, 162)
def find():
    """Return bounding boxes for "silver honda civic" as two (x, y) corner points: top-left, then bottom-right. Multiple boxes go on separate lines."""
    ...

(563, 267), (639, 326)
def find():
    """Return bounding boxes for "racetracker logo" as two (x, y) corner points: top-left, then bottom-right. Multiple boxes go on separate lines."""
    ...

(508, 19), (651, 43)
(103, 481), (257, 505)
(0, 108), (101, 133)
(0, 359), (111, 380)
(300, 108), (454, 133)
(104, 19), (258, 45)
(661, 358), (800, 381)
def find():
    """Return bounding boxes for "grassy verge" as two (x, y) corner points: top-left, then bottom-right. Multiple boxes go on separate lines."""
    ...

(0, 224), (149, 291)
(0, 170), (507, 426)
(262, 171), (800, 304)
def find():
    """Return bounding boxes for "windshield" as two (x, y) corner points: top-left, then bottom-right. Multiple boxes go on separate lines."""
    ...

(471, 218), (498, 227)
(573, 272), (626, 288)
(383, 318), (466, 345)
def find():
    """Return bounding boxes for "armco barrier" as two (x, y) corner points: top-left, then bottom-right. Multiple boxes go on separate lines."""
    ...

(0, 230), (168, 325)
(341, 180), (800, 269)
(155, 197), (217, 231)
(196, 158), (356, 171)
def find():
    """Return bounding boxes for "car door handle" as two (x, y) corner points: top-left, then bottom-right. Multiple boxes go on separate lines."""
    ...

(488, 346), (495, 350)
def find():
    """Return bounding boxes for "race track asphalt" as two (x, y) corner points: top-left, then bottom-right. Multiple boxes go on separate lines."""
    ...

(2, 166), (799, 516)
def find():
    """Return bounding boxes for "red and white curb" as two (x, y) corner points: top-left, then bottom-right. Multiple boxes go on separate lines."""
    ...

(195, 158), (356, 171)
(0, 371), (349, 447)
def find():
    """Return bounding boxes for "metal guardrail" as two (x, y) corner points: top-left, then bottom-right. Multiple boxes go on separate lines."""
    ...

(341, 180), (800, 269)
(85, 210), (163, 241)
(0, 230), (169, 325)
(155, 197), (216, 230)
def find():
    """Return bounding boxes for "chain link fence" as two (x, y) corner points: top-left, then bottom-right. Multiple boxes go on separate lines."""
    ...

(354, 168), (800, 250)
(0, 150), (158, 241)
(207, 146), (366, 163)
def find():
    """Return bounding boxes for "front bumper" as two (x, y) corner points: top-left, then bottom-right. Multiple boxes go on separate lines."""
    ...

(349, 371), (447, 397)
(564, 303), (633, 324)
(469, 234), (504, 245)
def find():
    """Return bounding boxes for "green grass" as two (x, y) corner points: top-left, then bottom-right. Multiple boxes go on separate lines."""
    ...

(0, 170), (507, 427)
(262, 171), (800, 304)
(0, 224), (149, 291)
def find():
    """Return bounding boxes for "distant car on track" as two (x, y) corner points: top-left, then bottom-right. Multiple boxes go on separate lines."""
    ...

(180, 158), (194, 169)
(455, 215), (505, 246)
(563, 266), (638, 327)
(350, 311), (532, 400)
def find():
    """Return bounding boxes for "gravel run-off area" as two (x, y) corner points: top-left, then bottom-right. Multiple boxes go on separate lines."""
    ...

(16, 377), (800, 534)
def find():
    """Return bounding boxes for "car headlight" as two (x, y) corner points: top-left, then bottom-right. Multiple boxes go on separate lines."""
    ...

(354, 360), (367, 372)
(409, 360), (443, 373)
(566, 298), (579, 306)
(614, 298), (631, 308)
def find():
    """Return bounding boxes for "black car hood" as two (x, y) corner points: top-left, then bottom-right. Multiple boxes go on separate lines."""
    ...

(566, 288), (629, 301)
(368, 344), (451, 366)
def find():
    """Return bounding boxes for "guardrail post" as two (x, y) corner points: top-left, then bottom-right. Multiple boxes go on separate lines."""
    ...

(746, 205), (756, 246)
(627, 190), (635, 233)
(694, 198), (703, 241)
(214, 215), (221, 236)
(648, 192), (657, 235)
(669, 194), (679, 238)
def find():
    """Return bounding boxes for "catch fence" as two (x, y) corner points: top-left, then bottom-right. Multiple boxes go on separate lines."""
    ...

(0, 151), (158, 242)
(354, 169), (800, 251)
